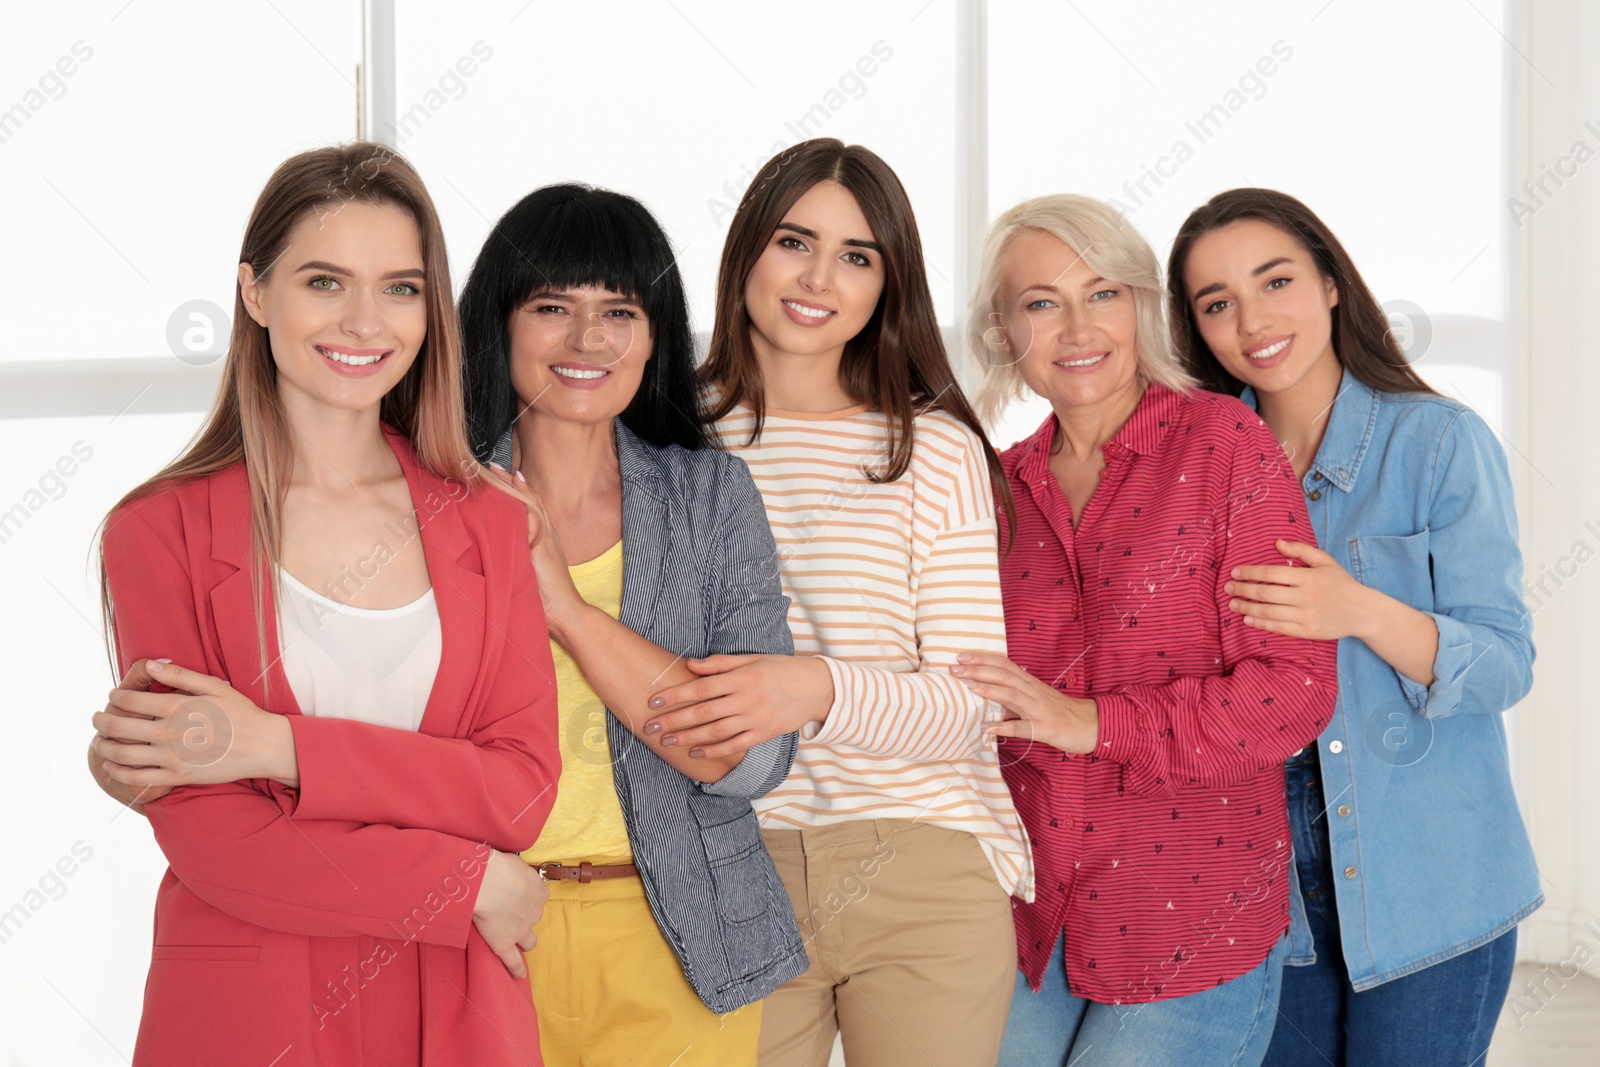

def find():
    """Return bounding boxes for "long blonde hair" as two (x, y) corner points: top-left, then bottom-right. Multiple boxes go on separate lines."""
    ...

(97, 143), (503, 693)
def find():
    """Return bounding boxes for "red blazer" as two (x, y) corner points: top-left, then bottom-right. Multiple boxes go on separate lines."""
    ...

(102, 425), (560, 1066)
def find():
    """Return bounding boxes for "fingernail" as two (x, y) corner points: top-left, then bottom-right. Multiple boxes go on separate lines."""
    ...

(661, 736), (678, 747)
(648, 697), (665, 710)
(950, 665), (964, 675)
(957, 652), (972, 663)
(643, 722), (661, 735)
(1223, 583), (1233, 594)
(689, 748), (704, 759)
(514, 470), (526, 483)
(959, 679), (977, 691)
(489, 462), (506, 471)
(1230, 569), (1241, 579)
(148, 661), (166, 673)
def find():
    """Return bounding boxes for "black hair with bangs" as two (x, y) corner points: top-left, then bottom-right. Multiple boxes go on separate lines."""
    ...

(459, 183), (706, 456)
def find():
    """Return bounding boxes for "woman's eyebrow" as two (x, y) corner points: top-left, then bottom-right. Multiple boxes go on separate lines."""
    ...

(776, 222), (882, 253)
(294, 259), (425, 281)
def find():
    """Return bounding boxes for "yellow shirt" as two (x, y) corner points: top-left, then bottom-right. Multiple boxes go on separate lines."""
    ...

(522, 540), (633, 865)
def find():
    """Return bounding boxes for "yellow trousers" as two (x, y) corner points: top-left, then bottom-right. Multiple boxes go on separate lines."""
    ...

(525, 872), (763, 1067)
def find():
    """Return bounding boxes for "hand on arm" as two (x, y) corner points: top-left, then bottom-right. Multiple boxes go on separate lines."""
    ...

(91, 659), (299, 793)
(647, 442), (1010, 766)
(1089, 430), (1337, 797)
(953, 651), (1099, 754)
(643, 653), (833, 759)
(1227, 539), (1439, 686)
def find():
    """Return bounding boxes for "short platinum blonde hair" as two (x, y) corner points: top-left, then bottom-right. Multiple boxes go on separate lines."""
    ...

(966, 194), (1196, 427)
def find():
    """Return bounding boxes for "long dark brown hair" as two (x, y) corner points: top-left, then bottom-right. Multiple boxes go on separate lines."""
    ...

(97, 143), (496, 688)
(700, 138), (1011, 527)
(1167, 187), (1438, 398)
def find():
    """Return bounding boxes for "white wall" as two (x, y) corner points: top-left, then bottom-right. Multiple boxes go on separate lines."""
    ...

(1518, 0), (1600, 983)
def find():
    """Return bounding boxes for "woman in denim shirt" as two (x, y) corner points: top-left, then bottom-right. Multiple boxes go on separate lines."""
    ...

(1167, 188), (1539, 1066)
(460, 184), (806, 1066)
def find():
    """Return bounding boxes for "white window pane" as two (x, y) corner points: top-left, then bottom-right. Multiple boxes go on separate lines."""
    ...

(988, 0), (1508, 327)
(0, 2), (358, 363)
(391, 0), (956, 325)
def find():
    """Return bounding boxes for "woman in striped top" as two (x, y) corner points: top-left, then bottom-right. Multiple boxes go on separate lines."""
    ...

(642, 138), (1032, 1066)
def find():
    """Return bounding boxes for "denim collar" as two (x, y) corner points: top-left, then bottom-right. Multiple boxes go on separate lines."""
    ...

(1238, 367), (1377, 493)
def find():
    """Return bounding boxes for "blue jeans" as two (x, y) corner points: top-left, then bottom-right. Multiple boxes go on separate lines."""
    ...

(998, 929), (1287, 1067)
(1263, 750), (1517, 1066)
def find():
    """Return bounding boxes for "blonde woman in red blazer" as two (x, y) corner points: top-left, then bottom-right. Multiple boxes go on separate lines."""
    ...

(87, 145), (560, 1066)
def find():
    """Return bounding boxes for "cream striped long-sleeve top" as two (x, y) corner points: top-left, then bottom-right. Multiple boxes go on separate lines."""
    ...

(713, 402), (1035, 898)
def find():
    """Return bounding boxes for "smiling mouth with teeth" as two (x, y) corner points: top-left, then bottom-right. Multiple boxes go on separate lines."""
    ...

(1248, 338), (1291, 360)
(317, 346), (387, 366)
(552, 366), (609, 380)
(783, 300), (832, 319)
(1055, 353), (1106, 368)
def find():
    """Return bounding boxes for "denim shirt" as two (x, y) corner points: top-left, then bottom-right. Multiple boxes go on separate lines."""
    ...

(1241, 369), (1541, 990)
(491, 420), (807, 1013)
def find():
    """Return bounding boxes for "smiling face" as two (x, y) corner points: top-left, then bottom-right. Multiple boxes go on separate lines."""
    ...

(743, 179), (886, 366)
(1183, 218), (1340, 397)
(507, 284), (652, 428)
(996, 228), (1143, 424)
(239, 199), (428, 418)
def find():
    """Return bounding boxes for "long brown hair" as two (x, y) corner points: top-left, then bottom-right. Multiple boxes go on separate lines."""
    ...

(701, 138), (1012, 527)
(1166, 187), (1438, 398)
(97, 143), (495, 689)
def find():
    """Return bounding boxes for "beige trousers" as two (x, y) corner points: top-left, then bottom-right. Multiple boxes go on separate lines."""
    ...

(757, 819), (1016, 1067)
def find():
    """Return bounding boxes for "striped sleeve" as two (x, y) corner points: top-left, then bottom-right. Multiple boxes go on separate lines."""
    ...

(810, 421), (1007, 761)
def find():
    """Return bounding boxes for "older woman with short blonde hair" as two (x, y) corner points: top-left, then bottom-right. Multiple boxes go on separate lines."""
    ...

(967, 194), (1194, 426)
(952, 194), (1337, 1067)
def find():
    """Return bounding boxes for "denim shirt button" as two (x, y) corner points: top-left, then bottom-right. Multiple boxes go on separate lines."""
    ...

(1328, 740), (1344, 754)
(1343, 866), (1358, 879)
(1337, 804), (1351, 817)
(1307, 489), (1322, 501)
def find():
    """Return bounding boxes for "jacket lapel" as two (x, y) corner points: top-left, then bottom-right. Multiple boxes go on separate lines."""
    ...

(614, 421), (670, 640)
(205, 464), (300, 714)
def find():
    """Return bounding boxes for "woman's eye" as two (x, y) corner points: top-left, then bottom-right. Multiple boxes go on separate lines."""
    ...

(1266, 277), (1291, 291)
(1203, 299), (1231, 315)
(777, 236), (807, 252)
(386, 282), (420, 296)
(843, 251), (871, 268)
(1090, 288), (1118, 301)
(605, 308), (640, 320)
(309, 276), (340, 291)
(1026, 299), (1056, 310)
(531, 304), (566, 315)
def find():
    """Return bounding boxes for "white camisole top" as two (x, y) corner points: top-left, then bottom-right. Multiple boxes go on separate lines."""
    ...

(276, 567), (441, 731)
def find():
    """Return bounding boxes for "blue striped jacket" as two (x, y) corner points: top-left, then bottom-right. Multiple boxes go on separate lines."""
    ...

(491, 419), (807, 1013)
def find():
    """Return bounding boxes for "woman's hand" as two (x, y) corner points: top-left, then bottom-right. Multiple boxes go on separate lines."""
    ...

(472, 851), (548, 979)
(90, 659), (298, 792)
(956, 651), (1099, 754)
(487, 463), (586, 641)
(1226, 539), (1375, 641)
(643, 654), (834, 759)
